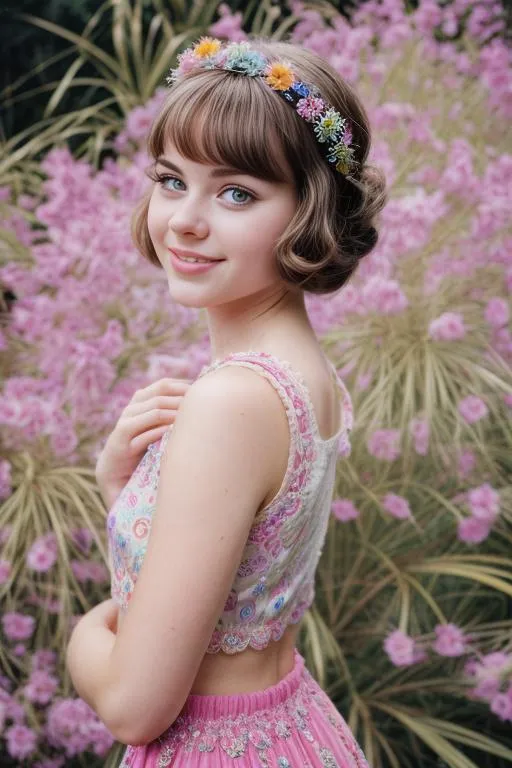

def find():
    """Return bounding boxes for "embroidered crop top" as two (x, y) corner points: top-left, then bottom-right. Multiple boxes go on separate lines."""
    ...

(107, 351), (354, 654)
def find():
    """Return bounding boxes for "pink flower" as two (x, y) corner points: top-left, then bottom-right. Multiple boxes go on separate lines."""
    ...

(484, 297), (509, 327)
(296, 95), (325, 120)
(5, 724), (38, 760)
(0, 459), (12, 501)
(46, 697), (114, 756)
(467, 483), (500, 523)
(409, 416), (429, 455)
(465, 651), (511, 701)
(209, 3), (247, 42)
(362, 277), (409, 314)
(125, 106), (154, 142)
(34, 759), (65, 768)
(332, 499), (360, 522)
(428, 312), (466, 341)
(26, 533), (58, 572)
(473, 677), (501, 701)
(382, 493), (412, 520)
(356, 372), (372, 391)
(457, 449), (476, 478)
(433, 623), (467, 657)
(175, 49), (199, 76)
(0, 559), (11, 583)
(32, 649), (57, 671)
(490, 689), (512, 721)
(24, 670), (59, 705)
(458, 395), (489, 424)
(367, 429), (401, 461)
(384, 629), (426, 667)
(457, 516), (492, 544)
(2, 612), (36, 641)
(70, 527), (94, 554)
(71, 560), (109, 584)
(0, 525), (12, 546)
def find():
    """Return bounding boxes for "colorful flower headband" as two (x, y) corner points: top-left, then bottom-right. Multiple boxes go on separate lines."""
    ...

(167, 37), (357, 178)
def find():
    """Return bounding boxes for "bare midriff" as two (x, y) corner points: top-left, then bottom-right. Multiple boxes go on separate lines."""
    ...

(189, 622), (301, 695)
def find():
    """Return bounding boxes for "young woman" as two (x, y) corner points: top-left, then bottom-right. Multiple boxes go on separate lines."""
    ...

(66, 35), (386, 767)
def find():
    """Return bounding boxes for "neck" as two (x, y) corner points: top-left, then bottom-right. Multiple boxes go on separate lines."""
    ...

(205, 286), (315, 361)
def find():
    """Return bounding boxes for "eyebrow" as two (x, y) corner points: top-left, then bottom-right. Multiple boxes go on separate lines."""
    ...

(155, 157), (251, 179)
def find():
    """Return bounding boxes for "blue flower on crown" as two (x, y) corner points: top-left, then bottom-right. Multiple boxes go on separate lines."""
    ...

(291, 81), (310, 98)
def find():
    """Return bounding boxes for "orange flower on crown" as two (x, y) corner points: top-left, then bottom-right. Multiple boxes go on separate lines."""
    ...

(193, 37), (222, 59)
(264, 62), (294, 91)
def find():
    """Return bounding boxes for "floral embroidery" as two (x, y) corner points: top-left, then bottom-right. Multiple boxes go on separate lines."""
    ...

(119, 668), (368, 767)
(107, 351), (354, 655)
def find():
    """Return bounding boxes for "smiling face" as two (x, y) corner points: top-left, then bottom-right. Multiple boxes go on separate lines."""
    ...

(147, 144), (298, 309)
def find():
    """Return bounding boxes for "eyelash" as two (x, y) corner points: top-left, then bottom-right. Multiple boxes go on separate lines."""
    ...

(151, 172), (255, 207)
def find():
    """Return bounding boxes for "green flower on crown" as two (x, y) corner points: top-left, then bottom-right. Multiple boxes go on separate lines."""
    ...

(314, 109), (346, 143)
(327, 141), (356, 175)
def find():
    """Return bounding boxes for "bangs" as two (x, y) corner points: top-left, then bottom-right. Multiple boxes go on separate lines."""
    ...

(148, 70), (298, 184)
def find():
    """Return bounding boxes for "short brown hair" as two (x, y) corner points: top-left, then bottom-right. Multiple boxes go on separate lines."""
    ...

(132, 37), (387, 295)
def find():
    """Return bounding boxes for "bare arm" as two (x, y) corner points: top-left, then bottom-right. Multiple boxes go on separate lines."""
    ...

(68, 365), (286, 745)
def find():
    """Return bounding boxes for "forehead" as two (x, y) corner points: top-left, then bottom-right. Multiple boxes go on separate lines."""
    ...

(151, 72), (296, 185)
(157, 143), (282, 184)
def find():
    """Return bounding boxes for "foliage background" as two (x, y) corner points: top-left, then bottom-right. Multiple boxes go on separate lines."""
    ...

(0, 0), (511, 766)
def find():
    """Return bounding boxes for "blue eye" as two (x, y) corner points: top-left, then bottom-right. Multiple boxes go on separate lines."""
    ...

(222, 187), (253, 206)
(159, 175), (185, 192)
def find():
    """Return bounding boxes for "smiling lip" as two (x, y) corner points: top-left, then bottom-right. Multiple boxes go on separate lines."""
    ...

(169, 248), (224, 263)
(168, 248), (225, 276)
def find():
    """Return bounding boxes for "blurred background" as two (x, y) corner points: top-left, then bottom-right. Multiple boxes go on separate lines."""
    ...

(0, 1), (511, 767)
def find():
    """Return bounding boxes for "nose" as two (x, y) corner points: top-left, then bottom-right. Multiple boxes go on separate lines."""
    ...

(168, 198), (209, 239)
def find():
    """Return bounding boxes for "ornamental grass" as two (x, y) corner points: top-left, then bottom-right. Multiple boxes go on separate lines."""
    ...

(0, 0), (511, 765)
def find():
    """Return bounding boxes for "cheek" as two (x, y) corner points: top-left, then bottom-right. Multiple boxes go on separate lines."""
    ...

(256, 200), (296, 245)
(147, 193), (165, 241)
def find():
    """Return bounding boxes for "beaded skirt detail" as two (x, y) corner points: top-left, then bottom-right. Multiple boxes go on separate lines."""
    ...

(118, 650), (368, 768)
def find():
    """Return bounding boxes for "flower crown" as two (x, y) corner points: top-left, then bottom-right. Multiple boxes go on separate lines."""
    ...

(167, 37), (358, 178)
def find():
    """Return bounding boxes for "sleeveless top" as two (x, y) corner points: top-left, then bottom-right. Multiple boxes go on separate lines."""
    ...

(106, 351), (354, 654)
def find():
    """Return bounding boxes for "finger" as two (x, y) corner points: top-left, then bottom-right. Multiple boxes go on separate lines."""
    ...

(129, 425), (170, 452)
(130, 379), (192, 403)
(123, 395), (184, 418)
(120, 409), (177, 442)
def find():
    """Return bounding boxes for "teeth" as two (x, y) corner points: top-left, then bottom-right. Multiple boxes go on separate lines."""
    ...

(178, 255), (211, 264)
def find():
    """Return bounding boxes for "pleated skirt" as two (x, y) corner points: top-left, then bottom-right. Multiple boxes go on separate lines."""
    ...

(119, 648), (369, 767)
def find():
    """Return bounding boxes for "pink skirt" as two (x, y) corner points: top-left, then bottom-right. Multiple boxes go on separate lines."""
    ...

(119, 648), (369, 767)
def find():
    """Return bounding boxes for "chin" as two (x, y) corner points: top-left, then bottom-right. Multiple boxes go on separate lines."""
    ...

(165, 283), (215, 310)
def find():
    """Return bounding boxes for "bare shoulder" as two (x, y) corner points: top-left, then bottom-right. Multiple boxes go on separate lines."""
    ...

(178, 362), (289, 429)
(163, 363), (289, 499)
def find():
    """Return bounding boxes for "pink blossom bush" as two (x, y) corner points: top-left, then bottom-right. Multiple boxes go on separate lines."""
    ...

(332, 499), (360, 522)
(384, 630), (426, 666)
(432, 623), (468, 657)
(46, 698), (114, 757)
(381, 493), (413, 521)
(465, 651), (512, 722)
(1, 0), (511, 764)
